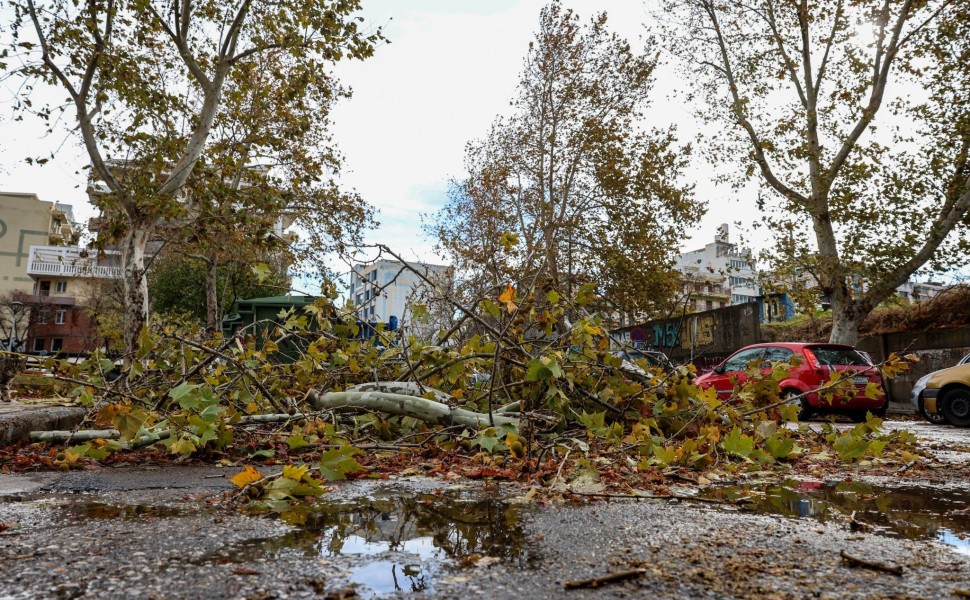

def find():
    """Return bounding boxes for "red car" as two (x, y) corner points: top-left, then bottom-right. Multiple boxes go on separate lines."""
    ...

(694, 343), (887, 421)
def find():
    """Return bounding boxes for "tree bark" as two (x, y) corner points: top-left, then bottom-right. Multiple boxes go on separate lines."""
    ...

(307, 390), (519, 428)
(205, 253), (218, 335)
(121, 220), (150, 361)
(828, 298), (863, 346)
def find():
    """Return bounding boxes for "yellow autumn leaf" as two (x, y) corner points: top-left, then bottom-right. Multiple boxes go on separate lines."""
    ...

(230, 465), (263, 488)
(498, 284), (517, 313)
(282, 464), (309, 482)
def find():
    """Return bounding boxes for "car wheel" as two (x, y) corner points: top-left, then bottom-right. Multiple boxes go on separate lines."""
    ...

(918, 396), (947, 425)
(872, 398), (889, 419)
(782, 390), (812, 422)
(849, 410), (869, 423)
(941, 389), (970, 428)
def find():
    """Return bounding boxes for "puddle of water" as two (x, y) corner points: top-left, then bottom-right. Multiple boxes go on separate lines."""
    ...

(700, 480), (970, 555)
(61, 501), (194, 520)
(199, 490), (533, 597)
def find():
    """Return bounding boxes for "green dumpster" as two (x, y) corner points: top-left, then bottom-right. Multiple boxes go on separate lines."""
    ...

(221, 295), (320, 362)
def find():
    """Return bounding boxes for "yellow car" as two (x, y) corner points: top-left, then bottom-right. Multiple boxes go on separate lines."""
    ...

(920, 363), (970, 427)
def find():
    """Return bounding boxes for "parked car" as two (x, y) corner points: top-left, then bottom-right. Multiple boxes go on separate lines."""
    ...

(694, 343), (887, 422)
(911, 353), (970, 424)
(912, 360), (970, 427)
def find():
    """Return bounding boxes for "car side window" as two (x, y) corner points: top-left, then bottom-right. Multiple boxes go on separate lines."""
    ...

(722, 348), (764, 372)
(762, 347), (794, 363)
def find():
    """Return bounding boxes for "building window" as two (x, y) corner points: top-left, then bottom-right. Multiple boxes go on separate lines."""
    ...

(51, 338), (63, 353)
(55, 310), (66, 325)
(55, 281), (68, 293)
(38, 281), (51, 296)
(36, 307), (48, 324)
(33, 338), (45, 352)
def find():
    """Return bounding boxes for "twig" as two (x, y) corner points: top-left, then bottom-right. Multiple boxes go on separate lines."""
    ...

(839, 550), (903, 576)
(564, 568), (647, 590)
(569, 491), (742, 505)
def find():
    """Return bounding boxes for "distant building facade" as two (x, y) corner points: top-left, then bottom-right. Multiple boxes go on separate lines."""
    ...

(349, 260), (453, 334)
(674, 224), (760, 308)
(0, 192), (76, 296)
(24, 245), (121, 355)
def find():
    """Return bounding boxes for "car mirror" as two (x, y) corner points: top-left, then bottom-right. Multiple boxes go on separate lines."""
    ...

(714, 364), (725, 374)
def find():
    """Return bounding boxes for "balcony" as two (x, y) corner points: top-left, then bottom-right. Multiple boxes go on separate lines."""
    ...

(26, 245), (122, 280)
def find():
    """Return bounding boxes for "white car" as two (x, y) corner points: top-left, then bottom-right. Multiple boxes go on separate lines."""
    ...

(912, 352), (970, 424)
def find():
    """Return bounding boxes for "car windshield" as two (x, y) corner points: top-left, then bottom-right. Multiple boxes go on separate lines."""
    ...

(810, 347), (870, 367)
(624, 351), (667, 368)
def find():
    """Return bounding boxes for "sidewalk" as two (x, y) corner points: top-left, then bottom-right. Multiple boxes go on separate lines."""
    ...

(0, 399), (87, 445)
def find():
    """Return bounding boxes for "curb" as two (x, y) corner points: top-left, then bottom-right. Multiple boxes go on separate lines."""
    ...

(887, 401), (915, 415)
(0, 404), (88, 446)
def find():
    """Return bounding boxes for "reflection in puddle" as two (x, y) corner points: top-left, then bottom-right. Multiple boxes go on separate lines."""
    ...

(200, 490), (533, 596)
(700, 481), (970, 555)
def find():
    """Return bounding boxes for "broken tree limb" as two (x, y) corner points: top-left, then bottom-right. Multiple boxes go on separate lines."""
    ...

(29, 428), (171, 448)
(345, 382), (453, 404)
(307, 390), (518, 428)
(839, 551), (903, 576)
(29, 429), (120, 442)
(564, 568), (647, 590)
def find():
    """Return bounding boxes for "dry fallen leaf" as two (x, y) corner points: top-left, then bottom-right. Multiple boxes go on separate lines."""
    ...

(230, 465), (263, 488)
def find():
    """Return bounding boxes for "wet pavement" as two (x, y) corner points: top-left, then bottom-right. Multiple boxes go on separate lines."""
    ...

(0, 418), (969, 598)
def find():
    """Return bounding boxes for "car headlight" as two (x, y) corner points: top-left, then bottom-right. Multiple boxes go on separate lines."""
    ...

(911, 374), (931, 405)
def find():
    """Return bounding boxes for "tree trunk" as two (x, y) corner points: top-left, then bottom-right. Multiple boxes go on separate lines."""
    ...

(121, 222), (150, 359)
(828, 298), (862, 346)
(205, 253), (218, 335)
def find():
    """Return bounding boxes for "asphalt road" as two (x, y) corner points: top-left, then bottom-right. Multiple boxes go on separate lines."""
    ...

(0, 418), (968, 599)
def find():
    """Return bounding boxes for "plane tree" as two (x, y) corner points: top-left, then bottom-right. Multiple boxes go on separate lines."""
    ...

(5, 0), (381, 355)
(429, 2), (702, 321)
(664, 0), (970, 344)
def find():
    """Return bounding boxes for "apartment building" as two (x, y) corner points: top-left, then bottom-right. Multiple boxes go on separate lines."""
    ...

(349, 260), (453, 334)
(0, 192), (77, 296)
(24, 245), (122, 355)
(675, 224), (760, 307)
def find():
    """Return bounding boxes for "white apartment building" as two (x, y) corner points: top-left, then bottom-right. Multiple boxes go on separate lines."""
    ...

(348, 260), (453, 328)
(675, 224), (760, 306)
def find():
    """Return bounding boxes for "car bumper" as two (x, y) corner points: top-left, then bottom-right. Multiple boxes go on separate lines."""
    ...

(923, 388), (940, 414)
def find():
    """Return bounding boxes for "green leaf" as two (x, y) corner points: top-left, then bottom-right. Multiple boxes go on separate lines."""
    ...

(250, 448), (275, 460)
(723, 427), (754, 458)
(764, 435), (794, 459)
(525, 357), (563, 381)
(287, 434), (310, 450)
(652, 445), (677, 466)
(251, 262), (272, 283)
(116, 407), (149, 441)
(546, 289), (561, 304)
(833, 433), (868, 462)
(319, 445), (364, 481)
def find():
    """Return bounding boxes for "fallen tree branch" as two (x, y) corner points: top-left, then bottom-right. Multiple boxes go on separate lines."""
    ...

(564, 568), (647, 590)
(839, 550), (903, 576)
(307, 390), (518, 428)
(29, 429), (119, 442)
(346, 382), (453, 404)
(568, 491), (742, 506)
(28, 428), (172, 448)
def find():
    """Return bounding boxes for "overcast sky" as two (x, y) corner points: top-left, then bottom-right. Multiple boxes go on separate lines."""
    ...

(1, 0), (759, 277)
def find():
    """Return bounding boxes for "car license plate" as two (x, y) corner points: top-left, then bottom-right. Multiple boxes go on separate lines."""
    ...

(853, 376), (869, 386)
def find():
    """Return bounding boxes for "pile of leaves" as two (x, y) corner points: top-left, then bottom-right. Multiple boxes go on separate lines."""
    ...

(1, 260), (927, 509)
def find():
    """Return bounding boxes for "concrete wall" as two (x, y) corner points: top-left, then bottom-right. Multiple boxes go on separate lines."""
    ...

(612, 302), (762, 369)
(856, 327), (970, 404)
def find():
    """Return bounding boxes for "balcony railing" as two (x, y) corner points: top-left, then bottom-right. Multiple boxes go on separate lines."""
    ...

(26, 245), (122, 280)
